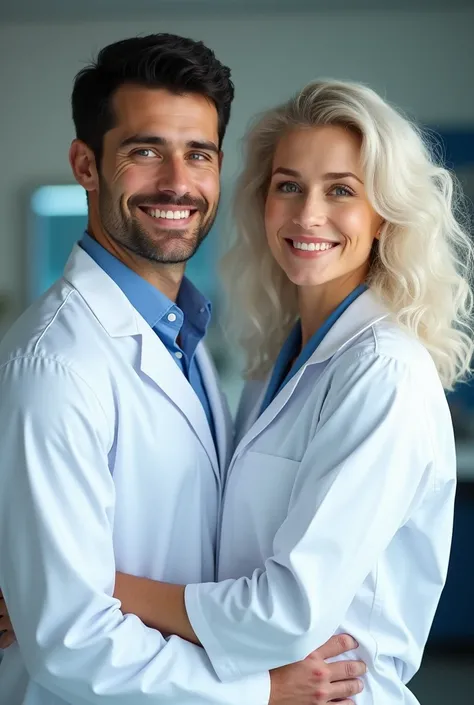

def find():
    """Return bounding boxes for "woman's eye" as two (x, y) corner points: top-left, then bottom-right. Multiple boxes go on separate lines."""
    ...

(277, 181), (301, 194)
(330, 185), (354, 197)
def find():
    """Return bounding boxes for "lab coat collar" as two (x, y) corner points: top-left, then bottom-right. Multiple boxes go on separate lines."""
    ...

(234, 289), (390, 456)
(63, 245), (222, 482)
(63, 245), (141, 338)
(308, 288), (389, 363)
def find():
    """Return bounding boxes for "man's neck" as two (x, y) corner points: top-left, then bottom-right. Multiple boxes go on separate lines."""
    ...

(87, 223), (185, 303)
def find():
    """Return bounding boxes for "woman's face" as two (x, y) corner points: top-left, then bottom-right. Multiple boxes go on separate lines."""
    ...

(264, 124), (383, 290)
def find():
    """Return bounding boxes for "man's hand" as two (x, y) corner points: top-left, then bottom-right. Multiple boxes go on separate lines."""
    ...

(269, 634), (365, 705)
(0, 591), (15, 649)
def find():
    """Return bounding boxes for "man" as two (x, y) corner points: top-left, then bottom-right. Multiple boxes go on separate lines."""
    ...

(0, 34), (364, 704)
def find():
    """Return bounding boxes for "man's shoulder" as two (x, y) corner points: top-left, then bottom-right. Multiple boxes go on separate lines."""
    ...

(0, 279), (104, 375)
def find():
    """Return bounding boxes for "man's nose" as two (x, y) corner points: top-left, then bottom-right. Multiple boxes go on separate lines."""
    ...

(155, 157), (190, 199)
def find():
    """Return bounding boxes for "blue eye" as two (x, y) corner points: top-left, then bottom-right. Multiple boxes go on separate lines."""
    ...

(134, 149), (155, 158)
(277, 181), (301, 193)
(331, 185), (354, 197)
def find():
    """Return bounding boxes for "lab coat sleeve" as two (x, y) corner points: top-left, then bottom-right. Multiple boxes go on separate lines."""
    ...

(185, 351), (438, 680)
(0, 356), (269, 705)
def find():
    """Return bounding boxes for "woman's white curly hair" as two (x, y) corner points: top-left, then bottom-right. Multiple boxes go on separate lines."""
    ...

(221, 79), (474, 389)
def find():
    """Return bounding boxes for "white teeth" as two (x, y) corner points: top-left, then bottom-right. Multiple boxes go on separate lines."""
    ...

(147, 208), (191, 220)
(292, 241), (336, 251)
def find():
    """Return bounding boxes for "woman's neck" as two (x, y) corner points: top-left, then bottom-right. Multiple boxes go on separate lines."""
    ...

(298, 274), (366, 348)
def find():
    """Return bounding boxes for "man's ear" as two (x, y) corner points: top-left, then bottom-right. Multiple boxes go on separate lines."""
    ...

(69, 139), (99, 193)
(218, 150), (224, 172)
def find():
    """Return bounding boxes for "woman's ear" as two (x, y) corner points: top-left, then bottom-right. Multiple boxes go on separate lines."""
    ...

(375, 220), (385, 240)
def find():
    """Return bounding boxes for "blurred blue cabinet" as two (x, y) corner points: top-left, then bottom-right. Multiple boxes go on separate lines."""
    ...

(428, 128), (474, 651)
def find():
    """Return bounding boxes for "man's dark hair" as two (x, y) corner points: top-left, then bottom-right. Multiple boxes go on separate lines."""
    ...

(72, 33), (234, 164)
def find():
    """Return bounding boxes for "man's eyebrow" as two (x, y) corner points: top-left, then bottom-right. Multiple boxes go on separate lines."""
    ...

(187, 140), (219, 154)
(119, 135), (219, 154)
(119, 134), (167, 148)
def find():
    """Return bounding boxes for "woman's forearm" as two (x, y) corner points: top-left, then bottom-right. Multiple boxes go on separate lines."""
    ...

(114, 572), (200, 645)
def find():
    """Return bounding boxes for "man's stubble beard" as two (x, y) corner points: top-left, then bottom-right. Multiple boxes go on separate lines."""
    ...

(98, 181), (219, 265)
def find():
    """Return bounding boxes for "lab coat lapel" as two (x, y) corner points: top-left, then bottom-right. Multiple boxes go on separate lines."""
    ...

(234, 367), (306, 457)
(196, 344), (232, 474)
(63, 244), (220, 482)
(137, 318), (220, 484)
(234, 290), (390, 456)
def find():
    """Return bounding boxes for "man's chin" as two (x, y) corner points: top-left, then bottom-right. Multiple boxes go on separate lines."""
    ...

(147, 239), (202, 265)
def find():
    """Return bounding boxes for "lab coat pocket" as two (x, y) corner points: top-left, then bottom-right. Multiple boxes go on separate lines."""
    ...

(228, 451), (301, 554)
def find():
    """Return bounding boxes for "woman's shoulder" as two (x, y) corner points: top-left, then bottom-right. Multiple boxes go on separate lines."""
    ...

(330, 317), (443, 398)
(342, 315), (437, 370)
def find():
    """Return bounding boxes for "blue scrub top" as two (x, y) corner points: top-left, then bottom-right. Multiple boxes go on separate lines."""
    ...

(259, 284), (367, 416)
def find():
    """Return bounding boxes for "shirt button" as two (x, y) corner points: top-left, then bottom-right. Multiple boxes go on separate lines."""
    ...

(175, 351), (183, 359)
(167, 312), (177, 322)
(200, 307), (206, 314)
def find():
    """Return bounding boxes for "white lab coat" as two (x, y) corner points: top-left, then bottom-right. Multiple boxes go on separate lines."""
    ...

(185, 290), (457, 704)
(0, 245), (269, 705)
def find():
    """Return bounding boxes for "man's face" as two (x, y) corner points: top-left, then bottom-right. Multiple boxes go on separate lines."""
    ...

(92, 85), (222, 264)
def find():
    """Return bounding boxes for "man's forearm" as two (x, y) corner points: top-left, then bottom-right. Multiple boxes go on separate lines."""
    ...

(115, 572), (200, 645)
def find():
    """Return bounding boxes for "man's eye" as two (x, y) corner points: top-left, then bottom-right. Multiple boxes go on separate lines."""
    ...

(188, 152), (207, 161)
(134, 149), (155, 158)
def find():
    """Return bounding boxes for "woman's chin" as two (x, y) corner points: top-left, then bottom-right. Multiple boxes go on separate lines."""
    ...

(285, 268), (333, 288)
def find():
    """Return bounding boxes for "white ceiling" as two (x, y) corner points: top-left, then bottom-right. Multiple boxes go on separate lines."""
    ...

(1, 0), (472, 22)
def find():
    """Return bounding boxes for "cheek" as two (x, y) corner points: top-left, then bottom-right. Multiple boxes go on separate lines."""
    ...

(109, 170), (149, 207)
(197, 171), (220, 208)
(264, 198), (285, 241)
(109, 159), (139, 186)
(336, 204), (375, 243)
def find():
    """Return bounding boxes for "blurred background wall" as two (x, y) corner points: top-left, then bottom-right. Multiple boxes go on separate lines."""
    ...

(1, 3), (474, 331)
(0, 1), (473, 701)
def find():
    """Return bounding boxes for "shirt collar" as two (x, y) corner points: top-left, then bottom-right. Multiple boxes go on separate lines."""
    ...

(177, 277), (212, 335)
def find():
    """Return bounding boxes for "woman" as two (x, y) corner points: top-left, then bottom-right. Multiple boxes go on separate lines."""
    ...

(4, 80), (474, 702)
(110, 81), (473, 703)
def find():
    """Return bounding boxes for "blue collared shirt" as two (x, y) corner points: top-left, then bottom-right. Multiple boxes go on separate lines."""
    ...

(79, 233), (215, 440)
(260, 284), (368, 416)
